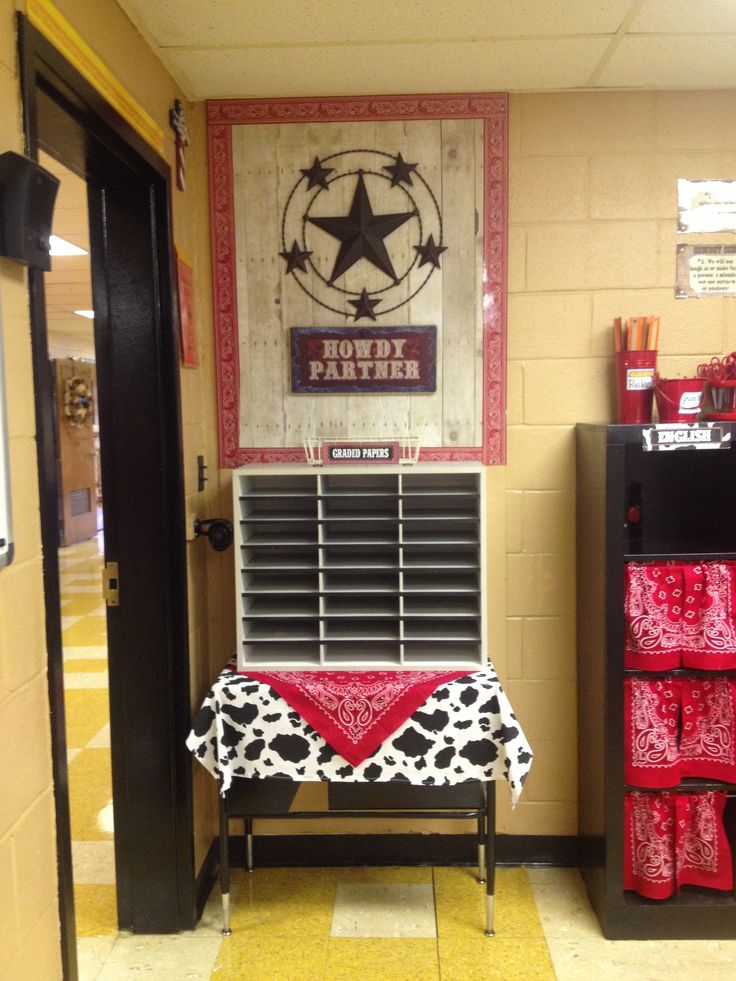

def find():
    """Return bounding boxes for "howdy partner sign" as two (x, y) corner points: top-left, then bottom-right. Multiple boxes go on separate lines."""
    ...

(290, 326), (437, 394)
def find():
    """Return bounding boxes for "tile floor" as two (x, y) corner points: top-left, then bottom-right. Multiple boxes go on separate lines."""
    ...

(62, 538), (736, 980)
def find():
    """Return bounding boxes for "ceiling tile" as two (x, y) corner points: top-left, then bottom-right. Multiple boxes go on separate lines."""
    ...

(630, 0), (736, 33)
(119, 0), (633, 48)
(598, 34), (736, 88)
(165, 37), (610, 100)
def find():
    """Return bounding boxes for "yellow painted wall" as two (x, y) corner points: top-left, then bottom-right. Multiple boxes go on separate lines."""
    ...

(498, 89), (736, 836)
(0, 2), (60, 976)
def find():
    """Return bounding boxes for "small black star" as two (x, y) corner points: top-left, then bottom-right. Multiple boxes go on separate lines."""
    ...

(307, 173), (415, 283)
(414, 234), (447, 269)
(348, 288), (381, 321)
(383, 152), (418, 187)
(279, 240), (313, 274)
(300, 156), (334, 190)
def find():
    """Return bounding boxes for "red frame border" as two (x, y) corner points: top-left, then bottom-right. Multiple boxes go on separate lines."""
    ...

(207, 93), (508, 467)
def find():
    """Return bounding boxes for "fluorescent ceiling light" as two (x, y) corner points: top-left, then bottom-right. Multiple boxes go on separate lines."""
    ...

(49, 235), (88, 257)
(73, 310), (95, 319)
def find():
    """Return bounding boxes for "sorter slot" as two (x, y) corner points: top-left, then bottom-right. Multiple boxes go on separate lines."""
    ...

(239, 496), (317, 521)
(244, 619), (320, 641)
(403, 594), (480, 617)
(322, 547), (399, 569)
(241, 642), (321, 666)
(240, 520), (317, 546)
(320, 473), (398, 495)
(323, 595), (400, 617)
(401, 519), (479, 545)
(402, 544), (479, 570)
(323, 619), (400, 641)
(321, 519), (399, 545)
(320, 494), (397, 518)
(241, 546), (318, 571)
(238, 474), (317, 496)
(242, 571), (319, 594)
(244, 595), (319, 618)
(403, 642), (481, 663)
(401, 496), (479, 518)
(403, 619), (480, 641)
(401, 473), (479, 495)
(402, 570), (479, 592)
(322, 571), (399, 593)
(323, 642), (401, 663)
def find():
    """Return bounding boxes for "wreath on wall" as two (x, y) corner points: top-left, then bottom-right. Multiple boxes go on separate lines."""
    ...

(63, 375), (94, 428)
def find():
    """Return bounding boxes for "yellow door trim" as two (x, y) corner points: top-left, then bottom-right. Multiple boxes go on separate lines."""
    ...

(26, 0), (165, 156)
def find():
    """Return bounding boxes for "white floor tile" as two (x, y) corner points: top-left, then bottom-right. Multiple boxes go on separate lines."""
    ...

(64, 671), (110, 690)
(64, 645), (108, 661)
(87, 722), (111, 748)
(330, 882), (437, 938)
(77, 936), (117, 981)
(95, 934), (221, 981)
(73, 841), (116, 885)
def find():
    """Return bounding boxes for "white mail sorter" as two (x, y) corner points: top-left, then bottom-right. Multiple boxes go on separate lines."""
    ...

(233, 463), (487, 671)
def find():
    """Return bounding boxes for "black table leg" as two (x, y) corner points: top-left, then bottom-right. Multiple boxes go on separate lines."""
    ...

(484, 781), (495, 937)
(218, 788), (232, 937)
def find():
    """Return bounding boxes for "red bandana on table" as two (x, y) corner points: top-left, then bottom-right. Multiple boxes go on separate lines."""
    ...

(624, 678), (680, 789)
(679, 677), (736, 783)
(624, 563), (683, 670)
(239, 669), (470, 766)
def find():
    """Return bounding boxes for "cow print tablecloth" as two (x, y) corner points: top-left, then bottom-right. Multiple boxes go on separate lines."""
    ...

(187, 661), (532, 804)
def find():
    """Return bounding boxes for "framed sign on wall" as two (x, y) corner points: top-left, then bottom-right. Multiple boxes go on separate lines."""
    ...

(207, 92), (508, 466)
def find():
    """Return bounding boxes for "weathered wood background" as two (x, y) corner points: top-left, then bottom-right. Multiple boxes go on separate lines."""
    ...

(230, 117), (484, 451)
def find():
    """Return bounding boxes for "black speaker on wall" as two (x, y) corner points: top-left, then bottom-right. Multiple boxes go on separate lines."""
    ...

(0, 151), (59, 271)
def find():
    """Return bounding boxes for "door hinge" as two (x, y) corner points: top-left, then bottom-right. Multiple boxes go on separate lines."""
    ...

(102, 561), (120, 606)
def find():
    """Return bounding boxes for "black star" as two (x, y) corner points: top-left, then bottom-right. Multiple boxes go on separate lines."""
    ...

(307, 173), (415, 283)
(279, 240), (313, 274)
(348, 288), (381, 321)
(300, 156), (334, 190)
(414, 234), (447, 270)
(383, 152), (418, 187)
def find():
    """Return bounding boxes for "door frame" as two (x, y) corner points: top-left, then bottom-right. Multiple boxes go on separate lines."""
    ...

(18, 15), (194, 977)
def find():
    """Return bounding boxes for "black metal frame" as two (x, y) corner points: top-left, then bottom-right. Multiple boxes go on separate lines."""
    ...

(217, 778), (496, 937)
(18, 15), (194, 974)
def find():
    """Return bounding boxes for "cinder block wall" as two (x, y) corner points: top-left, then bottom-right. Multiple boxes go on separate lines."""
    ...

(495, 89), (736, 835)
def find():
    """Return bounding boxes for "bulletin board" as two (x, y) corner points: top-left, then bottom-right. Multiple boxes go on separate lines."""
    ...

(207, 93), (508, 466)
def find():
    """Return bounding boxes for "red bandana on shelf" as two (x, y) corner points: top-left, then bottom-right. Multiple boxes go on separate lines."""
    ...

(239, 669), (470, 765)
(624, 792), (676, 899)
(624, 791), (733, 899)
(624, 678), (680, 789)
(676, 792), (733, 893)
(624, 563), (683, 670)
(679, 678), (736, 783)
(682, 562), (736, 670)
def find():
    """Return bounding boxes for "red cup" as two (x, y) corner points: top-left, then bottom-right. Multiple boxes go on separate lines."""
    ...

(615, 351), (656, 424)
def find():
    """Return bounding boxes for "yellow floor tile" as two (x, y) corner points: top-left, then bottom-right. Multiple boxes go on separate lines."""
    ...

(64, 658), (108, 674)
(65, 688), (111, 747)
(325, 938), (440, 981)
(73, 884), (118, 937)
(438, 938), (555, 981)
(62, 615), (108, 647)
(230, 868), (336, 936)
(61, 595), (106, 617)
(434, 867), (544, 940)
(213, 932), (329, 981)
(68, 748), (114, 841)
